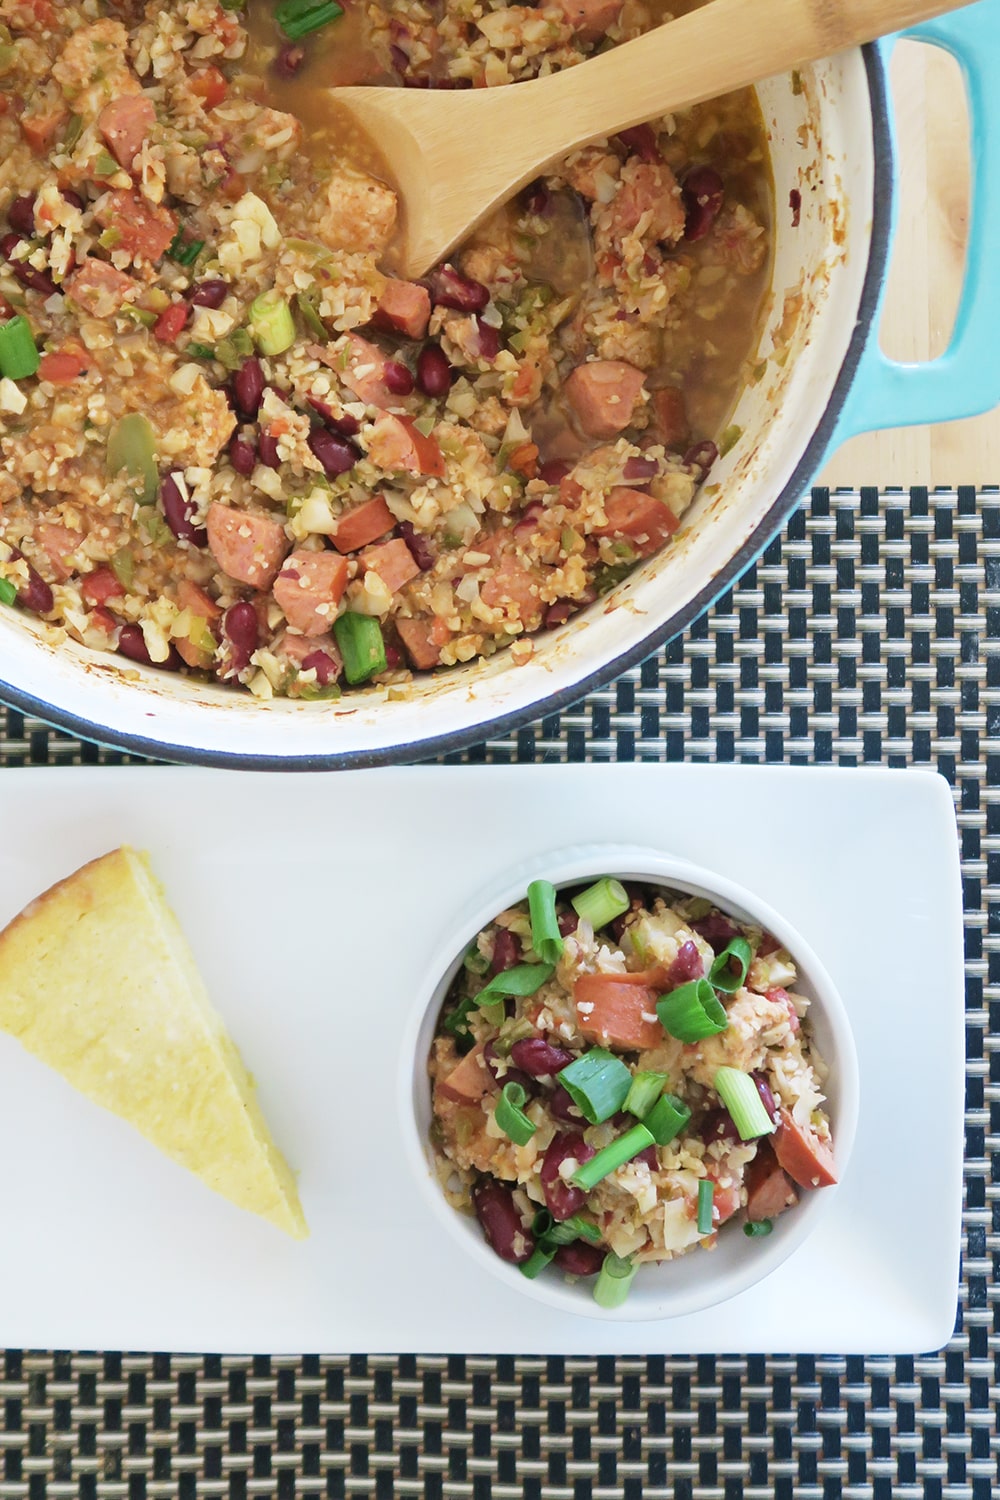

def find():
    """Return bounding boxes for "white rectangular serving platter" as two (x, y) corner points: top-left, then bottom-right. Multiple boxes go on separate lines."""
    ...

(0, 763), (964, 1355)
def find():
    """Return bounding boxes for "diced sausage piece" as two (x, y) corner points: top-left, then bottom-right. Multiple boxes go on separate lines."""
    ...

(480, 555), (543, 626)
(437, 1041), (493, 1104)
(177, 578), (221, 619)
(273, 549), (349, 635)
(65, 259), (139, 317)
(273, 629), (342, 676)
(36, 523), (80, 581)
(565, 360), (646, 438)
(375, 278), (431, 339)
(596, 485), (679, 557)
(553, 0), (623, 39)
(608, 160), (686, 249)
(317, 167), (397, 254)
(360, 536), (420, 595)
(772, 1107), (837, 1189)
(366, 413), (445, 477)
(81, 566), (125, 607)
(332, 494), (395, 554)
(744, 1139), (799, 1222)
(340, 333), (396, 409)
(94, 191), (177, 265)
(396, 616), (442, 670)
(574, 972), (663, 1051)
(649, 386), (688, 447)
(99, 95), (156, 171)
(206, 504), (290, 590)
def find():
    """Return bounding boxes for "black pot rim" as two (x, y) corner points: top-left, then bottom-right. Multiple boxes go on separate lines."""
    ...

(0, 47), (893, 771)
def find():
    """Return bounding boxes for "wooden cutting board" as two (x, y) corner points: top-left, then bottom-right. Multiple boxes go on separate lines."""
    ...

(818, 40), (999, 488)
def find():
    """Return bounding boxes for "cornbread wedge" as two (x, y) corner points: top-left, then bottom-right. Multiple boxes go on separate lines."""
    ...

(0, 847), (307, 1239)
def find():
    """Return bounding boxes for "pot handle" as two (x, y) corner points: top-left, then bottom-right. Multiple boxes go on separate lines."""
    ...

(833, 2), (1000, 442)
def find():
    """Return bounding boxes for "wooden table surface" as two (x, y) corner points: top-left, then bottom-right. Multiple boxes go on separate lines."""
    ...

(818, 40), (998, 489)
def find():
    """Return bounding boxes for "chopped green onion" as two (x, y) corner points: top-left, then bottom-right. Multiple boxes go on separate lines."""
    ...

(276, 0), (343, 40)
(656, 979), (728, 1043)
(442, 961), (554, 1040)
(744, 1219), (774, 1237)
(520, 1244), (557, 1279)
(295, 291), (328, 340)
(62, 113), (84, 152)
(0, 314), (38, 380)
(624, 1070), (667, 1120)
(494, 1082), (536, 1147)
(545, 1215), (603, 1246)
(168, 231), (205, 267)
(463, 942), (490, 976)
(644, 1092), (691, 1145)
(571, 877), (630, 930)
(185, 341), (215, 360)
(531, 1209), (555, 1239)
(697, 1178), (714, 1234)
(709, 935), (752, 993)
(106, 413), (158, 505)
(571, 1122), (654, 1192)
(110, 548), (134, 589)
(249, 291), (296, 356)
(527, 879), (563, 965)
(713, 1067), (776, 1140)
(0, 577), (16, 607)
(333, 611), (386, 684)
(593, 1252), (637, 1309)
(558, 1048), (633, 1124)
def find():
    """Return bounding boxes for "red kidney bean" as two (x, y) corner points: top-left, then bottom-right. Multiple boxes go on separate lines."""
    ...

(7, 195), (35, 236)
(684, 439), (719, 478)
(522, 180), (550, 215)
(635, 1145), (659, 1170)
(160, 472), (207, 547)
(117, 623), (153, 665)
(666, 939), (704, 986)
(427, 263), (489, 313)
(553, 1240), (605, 1277)
(473, 317), (500, 361)
(616, 124), (659, 162)
(274, 42), (305, 77)
(510, 1038), (574, 1078)
(483, 1041), (534, 1095)
(397, 520), (435, 572)
(389, 43), (409, 74)
(544, 600), (578, 630)
(307, 397), (360, 438)
(220, 601), (258, 677)
(232, 357), (264, 419)
(541, 1133), (596, 1221)
(751, 1071), (779, 1124)
(682, 165), (724, 242)
(258, 428), (281, 469)
(308, 424), (357, 476)
(691, 911), (738, 949)
(490, 927), (522, 976)
(623, 455), (658, 482)
(228, 430), (256, 476)
(16, 563), (52, 614)
(416, 343), (453, 398)
(190, 278), (229, 309)
(383, 359), (414, 395)
(300, 649), (339, 686)
(557, 909), (579, 937)
(472, 1178), (534, 1264)
(0, 232), (56, 297)
(702, 1108), (740, 1143)
(61, 190), (84, 212)
(549, 1084), (583, 1125)
(538, 460), (570, 486)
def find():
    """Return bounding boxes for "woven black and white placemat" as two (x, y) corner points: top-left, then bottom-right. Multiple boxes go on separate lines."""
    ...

(0, 485), (994, 1499)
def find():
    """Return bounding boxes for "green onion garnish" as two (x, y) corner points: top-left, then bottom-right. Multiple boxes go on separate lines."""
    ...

(527, 879), (564, 965)
(168, 231), (205, 267)
(295, 291), (327, 339)
(713, 1066), (776, 1140)
(696, 1178), (714, 1234)
(248, 291), (296, 356)
(545, 1215), (603, 1246)
(531, 1208), (555, 1239)
(0, 577), (16, 607)
(643, 1092), (691, 1145)
(624, 1070), (667, 1120)
(558, 1048), (633, 1124)
(0, 314), (38, 380)
(443, 961), (554, 1040)
(570, 877), (630, 930)
(463, 942), (490, 976)
(106, 412), (158, 505)
(520, 1244), (557, 1279)
(185, 341), (215, 360)
(709, 936), (752, 993)
(656, 979), (728, 1043)
(571, 1122), (654, 1192)
(333, 611), (387, 684)
(744, 1219), (774, 1237)
(275, 0), (343, 40)
(593, 1252), (637, 1309)
(494, 1081), (536, 1146)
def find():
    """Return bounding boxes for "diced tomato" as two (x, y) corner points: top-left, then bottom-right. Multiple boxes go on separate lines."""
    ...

(88, 605), (118, 636)
(189, 66), (227, 110)
(38, 346), (90, 384)
(81, 567), (125, 607)
(332, 494), (395, 554)
(772, 1108), (837, 1189)
(436, 1042), (493, 1104)
(153, 302), (189, 343)
(573, 971), (663, 1051)
(95, 191), (177, 265)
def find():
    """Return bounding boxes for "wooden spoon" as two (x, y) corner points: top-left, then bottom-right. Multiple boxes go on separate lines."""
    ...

(331, 0), (972, 278)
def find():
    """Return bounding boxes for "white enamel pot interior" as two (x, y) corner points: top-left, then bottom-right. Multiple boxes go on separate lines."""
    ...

(0, 51), (890, 766)
(402, 845), (859, 1321)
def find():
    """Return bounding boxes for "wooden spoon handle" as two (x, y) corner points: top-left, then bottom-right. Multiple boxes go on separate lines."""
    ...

(522, 0), (972, 158)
